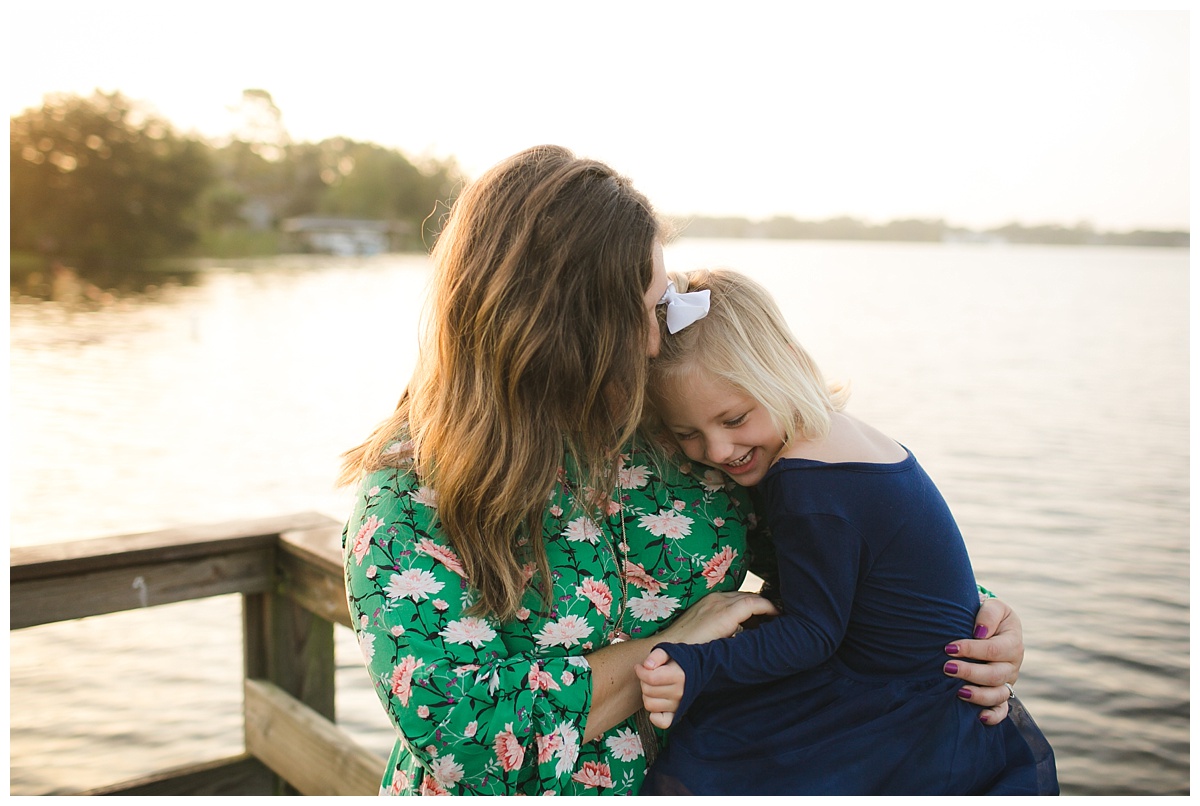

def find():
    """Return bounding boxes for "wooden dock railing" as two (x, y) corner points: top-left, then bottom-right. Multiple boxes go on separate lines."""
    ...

(10, 512), (388, 796)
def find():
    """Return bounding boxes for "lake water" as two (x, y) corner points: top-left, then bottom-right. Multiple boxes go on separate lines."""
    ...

(8, 239), (1189, 795)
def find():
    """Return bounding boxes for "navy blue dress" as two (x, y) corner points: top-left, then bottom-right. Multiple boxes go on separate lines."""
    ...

(643, 450), (1057, 795)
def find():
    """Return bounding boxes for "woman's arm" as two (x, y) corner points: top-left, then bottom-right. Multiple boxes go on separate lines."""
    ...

(944, 597), (1024, 724)
(642, 508), (1026, 727)
(747, 509), (1024, 727)
(644, 510), (866, 724)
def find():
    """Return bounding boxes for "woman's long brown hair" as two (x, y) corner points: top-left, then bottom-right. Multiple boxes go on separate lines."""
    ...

(339, 145), (659, 619)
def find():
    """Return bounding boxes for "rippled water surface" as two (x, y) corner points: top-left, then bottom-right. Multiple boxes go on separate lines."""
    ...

(9, 242), (1189, 795)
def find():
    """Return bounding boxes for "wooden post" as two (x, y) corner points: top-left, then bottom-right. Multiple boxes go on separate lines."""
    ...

(243, 526), (339, 794)
(243, 601), (334, 793)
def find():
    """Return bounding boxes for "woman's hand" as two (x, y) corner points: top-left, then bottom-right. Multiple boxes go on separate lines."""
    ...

(658, 590), (780, 646)
(944, 597), (1024, 725)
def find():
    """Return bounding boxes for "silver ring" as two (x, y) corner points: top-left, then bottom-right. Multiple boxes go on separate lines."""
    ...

(1004, 682), (1016, 699)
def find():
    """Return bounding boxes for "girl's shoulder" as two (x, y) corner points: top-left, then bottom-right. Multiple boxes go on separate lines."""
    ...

(778, 412), (907, 466)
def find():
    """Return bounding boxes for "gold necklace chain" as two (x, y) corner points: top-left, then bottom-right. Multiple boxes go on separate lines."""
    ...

(599, 489), (630, 643)
(567, 453), (661, 763)
(566, 468), (630, 644)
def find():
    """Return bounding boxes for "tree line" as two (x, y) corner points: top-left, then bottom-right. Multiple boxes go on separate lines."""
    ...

(10, 90), (463, 282)
(669, 215), (1188, 248)
(11, 90), (1188, 287)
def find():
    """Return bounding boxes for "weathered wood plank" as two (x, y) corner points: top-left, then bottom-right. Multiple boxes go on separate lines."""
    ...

(10, 511), (339, 581)
(244, 679), (386, 796)
(279, 525), (353, 629)
(82, 754), (276, 796)
(11, 548), (273, 629)
(280, 523), (345, 575)
(244, 592), (270, 683)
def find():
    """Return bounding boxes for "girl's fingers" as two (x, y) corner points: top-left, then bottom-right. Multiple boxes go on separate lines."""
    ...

(635, 664), (680, 689)
(648, 711), (675, 729)
(642, 647), (671, 670)
(641, 694), (678, 713)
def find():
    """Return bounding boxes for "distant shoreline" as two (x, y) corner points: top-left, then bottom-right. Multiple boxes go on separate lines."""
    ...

(9, 219), (1190, 299)
(665, 215), (1189, 249)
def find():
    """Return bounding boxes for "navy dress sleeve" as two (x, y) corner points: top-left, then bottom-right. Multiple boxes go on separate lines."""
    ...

(656, 510), (866, 721)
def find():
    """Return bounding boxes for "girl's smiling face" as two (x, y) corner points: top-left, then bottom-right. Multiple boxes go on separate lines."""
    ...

(658, 366), (786, 487)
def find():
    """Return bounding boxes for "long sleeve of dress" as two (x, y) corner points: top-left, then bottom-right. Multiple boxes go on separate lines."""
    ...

(655, 510), (863, 721)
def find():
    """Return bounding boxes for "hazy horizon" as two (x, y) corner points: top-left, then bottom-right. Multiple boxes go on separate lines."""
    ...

(7, 3), (1191, 232)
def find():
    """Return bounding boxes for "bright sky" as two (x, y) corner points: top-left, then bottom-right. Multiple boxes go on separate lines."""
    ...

(7, 2), (1192, 231)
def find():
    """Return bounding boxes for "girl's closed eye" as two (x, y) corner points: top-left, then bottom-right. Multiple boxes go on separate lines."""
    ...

(675, 430), (699, 441)
(724, 414), (748, 427)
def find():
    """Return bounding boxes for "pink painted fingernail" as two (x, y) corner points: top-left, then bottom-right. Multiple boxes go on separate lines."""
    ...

(979, 713), (990, 724)
(957, 687), (972, 699)
(944, 644), (960, 655)
(944, 662), (959, 674)
(974, 625), (989, 639)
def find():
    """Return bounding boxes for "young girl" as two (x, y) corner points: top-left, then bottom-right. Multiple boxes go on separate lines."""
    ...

(635, 269), (1058, 795)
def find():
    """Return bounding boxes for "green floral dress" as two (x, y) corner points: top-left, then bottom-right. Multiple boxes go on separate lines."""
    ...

(342, 439), (758, 795)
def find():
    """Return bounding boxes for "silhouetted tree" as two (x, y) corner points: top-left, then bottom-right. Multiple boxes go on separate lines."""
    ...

(314, 138), (461, 245)
(206, 132), (463, 248)
(228, 88), (290, 160)
(11, 91), (213, 274)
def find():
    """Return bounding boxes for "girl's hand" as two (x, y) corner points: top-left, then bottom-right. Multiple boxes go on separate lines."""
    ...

(944, 597), (1024, 724)
(658, 590), (780, 646)
(581, 592), (775, 741)
(635, 647), (686, 729)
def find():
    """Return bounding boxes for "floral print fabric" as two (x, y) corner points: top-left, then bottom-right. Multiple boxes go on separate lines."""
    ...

(342, 440), (755, 795)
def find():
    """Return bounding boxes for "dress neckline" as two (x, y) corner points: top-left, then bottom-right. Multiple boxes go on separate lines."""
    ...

(765, 445), (915, 478)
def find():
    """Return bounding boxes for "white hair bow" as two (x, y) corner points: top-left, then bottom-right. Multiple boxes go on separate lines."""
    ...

(658, 281), (711, 334)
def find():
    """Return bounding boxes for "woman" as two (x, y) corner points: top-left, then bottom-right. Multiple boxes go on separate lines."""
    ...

(340, 145), (1023, 795)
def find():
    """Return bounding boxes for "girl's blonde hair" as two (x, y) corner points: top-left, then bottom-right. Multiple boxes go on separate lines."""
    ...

(649, 268), (848, 446)
(339, 145), (660, 620)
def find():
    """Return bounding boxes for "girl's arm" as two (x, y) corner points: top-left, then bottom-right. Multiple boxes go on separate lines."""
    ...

(643, 510), (861, 723)
(583, 589), (778, 740)
(642, 507), (1016, 727)
(746, 518), (1024, 725)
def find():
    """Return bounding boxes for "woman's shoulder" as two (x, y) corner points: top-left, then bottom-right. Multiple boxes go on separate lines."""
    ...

(353, 438), (421, 485)
(344, 452), (442, 567)
(779, 413), (907, 465)
(348, 443), (435, 527)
